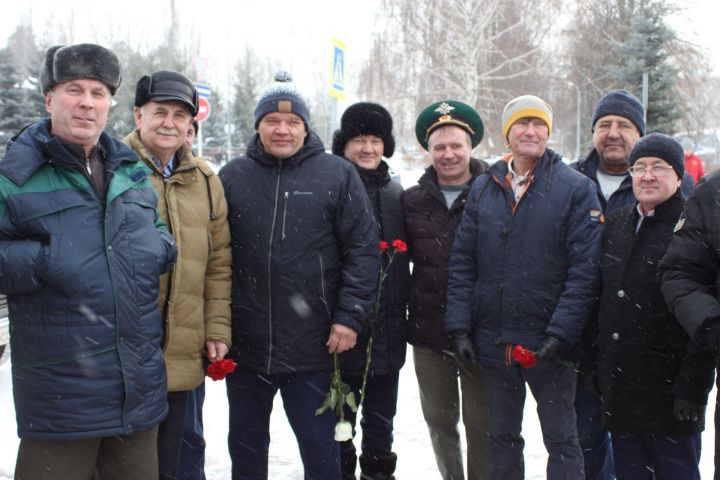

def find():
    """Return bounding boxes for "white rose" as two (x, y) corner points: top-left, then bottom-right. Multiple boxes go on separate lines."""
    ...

(334, 420), (353, 441)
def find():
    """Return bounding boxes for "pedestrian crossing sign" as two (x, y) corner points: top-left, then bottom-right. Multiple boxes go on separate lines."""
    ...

(330, 38), (346, 99)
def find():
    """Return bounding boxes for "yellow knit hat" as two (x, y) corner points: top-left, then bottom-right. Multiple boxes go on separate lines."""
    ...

(502, 95), (553, 140)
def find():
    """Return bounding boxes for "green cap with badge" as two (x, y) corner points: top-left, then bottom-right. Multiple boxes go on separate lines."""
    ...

(415, 100), (484, 151)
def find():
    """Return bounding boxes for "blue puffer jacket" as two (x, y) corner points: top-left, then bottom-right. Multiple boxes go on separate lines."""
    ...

(0, 120), (176, 440)
(445, 149), (603, 366)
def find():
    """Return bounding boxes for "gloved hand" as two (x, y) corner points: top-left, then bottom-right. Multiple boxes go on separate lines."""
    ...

(673, 397), (705, 422)
(448, 330), (477, 368)
(533, 335), (562, 365)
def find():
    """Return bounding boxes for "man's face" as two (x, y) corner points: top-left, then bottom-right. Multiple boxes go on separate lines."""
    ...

(45, 79), (111, 150)
(592, 115), (641, 173)
(257, 112), (307, 159)
(631, 157), (680, 212)
(428, 125), (472, 185)
(344, 134), (384, 170)
(507, 117), (549, 160)
(134, 101), (193, 159)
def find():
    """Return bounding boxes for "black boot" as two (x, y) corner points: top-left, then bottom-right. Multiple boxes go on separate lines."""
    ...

(341, 449), (358, 480)
(359, 452), (397, 480)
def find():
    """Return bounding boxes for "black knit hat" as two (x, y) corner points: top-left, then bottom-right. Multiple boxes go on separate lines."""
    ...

(331, 102), (395, 158)
(629, 133), (684, 178)
(134, 70), (199, 116)
(40, 43), (122, 95)
(254, 71), (310, 129)
(591, 90), (646, 136)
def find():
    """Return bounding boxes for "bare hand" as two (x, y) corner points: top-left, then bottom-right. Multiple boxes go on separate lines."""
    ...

(326, 324), (358, 353)
(206, 340), (229, 361)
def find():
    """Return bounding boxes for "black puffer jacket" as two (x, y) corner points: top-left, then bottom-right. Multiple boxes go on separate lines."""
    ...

(598, 194), (715, 435)
(219, 132), (380, 374)
(402, 159), (486, 352)
(341, 161), (410, 376)
(660, 171), (720, 339)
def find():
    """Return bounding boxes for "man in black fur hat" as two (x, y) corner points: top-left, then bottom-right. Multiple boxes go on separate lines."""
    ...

(332, 102), (410, 480)
(0, 43), (176, 479)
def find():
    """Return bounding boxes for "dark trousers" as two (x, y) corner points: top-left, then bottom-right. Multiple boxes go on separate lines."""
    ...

(575, 375), (615, 479)
(226, 366), (340, 480)
(340, 372), (400, 476)
(158, 390), (190, 480)
(413, 346), (490, 480)
(484, 362), (583, 480)
(611, 431), (701, 480)
(15, 425), (159, 480)
(178, 383), (206, 480)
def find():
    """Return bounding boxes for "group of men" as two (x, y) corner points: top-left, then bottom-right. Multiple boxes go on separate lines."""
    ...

(1, 41), (720, 480)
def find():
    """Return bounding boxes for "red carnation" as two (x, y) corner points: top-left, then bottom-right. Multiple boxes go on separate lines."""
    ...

(207, 359), (237, 381)
(512, 345), (536, 369)
(379, 241), (389, 252)
(392, 239), (408, 253)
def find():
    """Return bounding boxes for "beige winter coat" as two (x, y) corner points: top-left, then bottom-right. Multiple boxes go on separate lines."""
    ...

(124, 130), (231, 392)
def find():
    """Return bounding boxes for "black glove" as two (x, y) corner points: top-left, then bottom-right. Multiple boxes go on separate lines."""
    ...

(533, 336), (562, 365)
(673, 397), (704, 422)
(448, 330), (477, 368)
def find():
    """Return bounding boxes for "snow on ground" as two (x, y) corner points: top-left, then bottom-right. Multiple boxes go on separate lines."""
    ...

(0, 356), (716, 479)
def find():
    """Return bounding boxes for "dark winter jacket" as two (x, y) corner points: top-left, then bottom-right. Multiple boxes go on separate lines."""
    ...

(341, 161), (410, 376)
(219, 131), (380, 375)
(402, 159), (486, 352)
(0, 119), (176, 440)
(660, 171), (720, 340)
(445, 150), (603, 366)
(598, 194), (715, 435)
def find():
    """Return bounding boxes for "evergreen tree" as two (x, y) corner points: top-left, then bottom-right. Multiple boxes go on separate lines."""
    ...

(612, 2), (680, 134)
(0, 48), (45, 151)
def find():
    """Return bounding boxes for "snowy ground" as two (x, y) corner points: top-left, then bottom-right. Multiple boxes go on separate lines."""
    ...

(0, 356), (716, 479)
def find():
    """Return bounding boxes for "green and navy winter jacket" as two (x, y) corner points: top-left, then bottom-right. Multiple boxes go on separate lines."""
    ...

(0, 119), (176, 440)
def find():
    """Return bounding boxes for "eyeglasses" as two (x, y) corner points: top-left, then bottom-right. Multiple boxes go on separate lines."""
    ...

(628, 165), (675, 177)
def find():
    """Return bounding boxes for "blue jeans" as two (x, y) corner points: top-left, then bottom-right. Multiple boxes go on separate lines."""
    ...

(484, 362), (583, 480)
(226, 367), (340, 480)
(575, 375), (615, 480)
(611, 432), (701, 480)
(178, 383), (206, 480)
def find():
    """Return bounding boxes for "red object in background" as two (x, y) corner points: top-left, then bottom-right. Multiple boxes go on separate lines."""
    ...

(392, 239), (408, 253)
(207, 359), (237, 381)
(512, 345), (537, 369)
(379, 241), (389, 252)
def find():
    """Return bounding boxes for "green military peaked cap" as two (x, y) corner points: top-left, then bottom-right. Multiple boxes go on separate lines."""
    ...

(415, 100), (484, 150)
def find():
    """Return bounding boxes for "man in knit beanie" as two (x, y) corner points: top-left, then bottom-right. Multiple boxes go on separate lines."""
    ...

(445, 94), (602, 479)
(219, 73), (380, 479)
(569, 89), (647, 480)
(598, 133), (714, 479)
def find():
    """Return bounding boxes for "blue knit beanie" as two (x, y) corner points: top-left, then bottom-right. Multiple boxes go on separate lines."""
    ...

(591, 90), (645, 137)
(254, 71), (310, 129)
(629, 133), (684, 178)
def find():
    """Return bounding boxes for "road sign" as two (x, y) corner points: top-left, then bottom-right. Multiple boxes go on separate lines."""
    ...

(330, 38), (346, 99)
(194, 83), (211, 99)
(197, 97), (211, 122)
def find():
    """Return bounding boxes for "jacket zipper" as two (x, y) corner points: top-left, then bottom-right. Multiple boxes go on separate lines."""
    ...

(85, 158), (92, 176)
(281, 191), (289, 241)
(266, 159), (283, 373)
